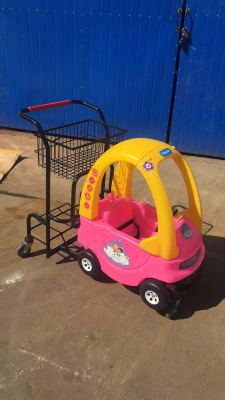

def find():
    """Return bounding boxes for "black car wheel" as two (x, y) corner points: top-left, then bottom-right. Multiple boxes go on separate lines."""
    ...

(78, 249), (102, 279)
(139, 279), (171, 312)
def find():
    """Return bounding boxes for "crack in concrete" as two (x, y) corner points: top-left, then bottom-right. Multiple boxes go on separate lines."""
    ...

(18, 349), (92, 381)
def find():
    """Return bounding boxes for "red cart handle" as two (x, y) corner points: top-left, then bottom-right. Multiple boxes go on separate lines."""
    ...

(19, 99), (108, 135)
(25, 100), (72, 112)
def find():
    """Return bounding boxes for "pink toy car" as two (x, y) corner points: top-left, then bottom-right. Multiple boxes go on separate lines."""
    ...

(77, 139), (205, 317)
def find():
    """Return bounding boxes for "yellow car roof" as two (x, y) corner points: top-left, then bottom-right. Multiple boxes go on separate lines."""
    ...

(106, 138), (175, 165)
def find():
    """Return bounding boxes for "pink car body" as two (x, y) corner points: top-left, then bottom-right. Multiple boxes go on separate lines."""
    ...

(78, 194), (205, 287)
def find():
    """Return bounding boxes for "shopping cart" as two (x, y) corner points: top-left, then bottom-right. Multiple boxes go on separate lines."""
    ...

(17, 100), (126, 259)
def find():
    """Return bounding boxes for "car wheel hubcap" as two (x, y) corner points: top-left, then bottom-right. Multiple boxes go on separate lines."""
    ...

(81, 258), (93, 272)
(145, 290), (159, 305)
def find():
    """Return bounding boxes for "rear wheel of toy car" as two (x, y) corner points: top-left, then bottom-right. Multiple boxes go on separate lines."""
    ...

(139, 279), (171, 312)
(78, 249), (102, 279)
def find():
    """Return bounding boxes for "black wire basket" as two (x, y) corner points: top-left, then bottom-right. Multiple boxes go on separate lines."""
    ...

(35, 119), (125, 179)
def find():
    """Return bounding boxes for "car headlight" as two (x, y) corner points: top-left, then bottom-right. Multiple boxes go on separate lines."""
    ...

(181, 223), (193, 239)
(179, 248), (201, 270)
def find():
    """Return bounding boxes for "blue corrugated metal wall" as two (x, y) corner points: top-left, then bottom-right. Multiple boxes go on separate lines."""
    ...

(0, 0), (178, 140)
(171, 1), (225, 157)
(1, 1), (225, 156)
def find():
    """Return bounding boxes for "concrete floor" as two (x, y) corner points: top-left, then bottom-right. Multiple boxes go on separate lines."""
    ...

(0, 130), (225, 400)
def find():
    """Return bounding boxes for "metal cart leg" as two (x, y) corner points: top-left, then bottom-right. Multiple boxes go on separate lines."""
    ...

(45, 147), (51, 257)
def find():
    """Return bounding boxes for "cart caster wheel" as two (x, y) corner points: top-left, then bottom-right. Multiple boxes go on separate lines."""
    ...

(164, 298), (181, 319)
(78, 249), (102, 279)
(17, 236), (34, 258)
(139, 279), (171, 312)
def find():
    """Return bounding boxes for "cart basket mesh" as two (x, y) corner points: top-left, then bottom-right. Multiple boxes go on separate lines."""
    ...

(35, 119), (125, 179)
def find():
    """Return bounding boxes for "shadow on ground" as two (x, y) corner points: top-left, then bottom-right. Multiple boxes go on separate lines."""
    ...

(0, 155), (28, 184)
(174, 234), (225, 319)
(26, 233), (225, 317)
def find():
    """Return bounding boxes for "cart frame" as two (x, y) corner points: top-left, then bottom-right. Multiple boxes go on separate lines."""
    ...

(18, 100), (126, 259)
